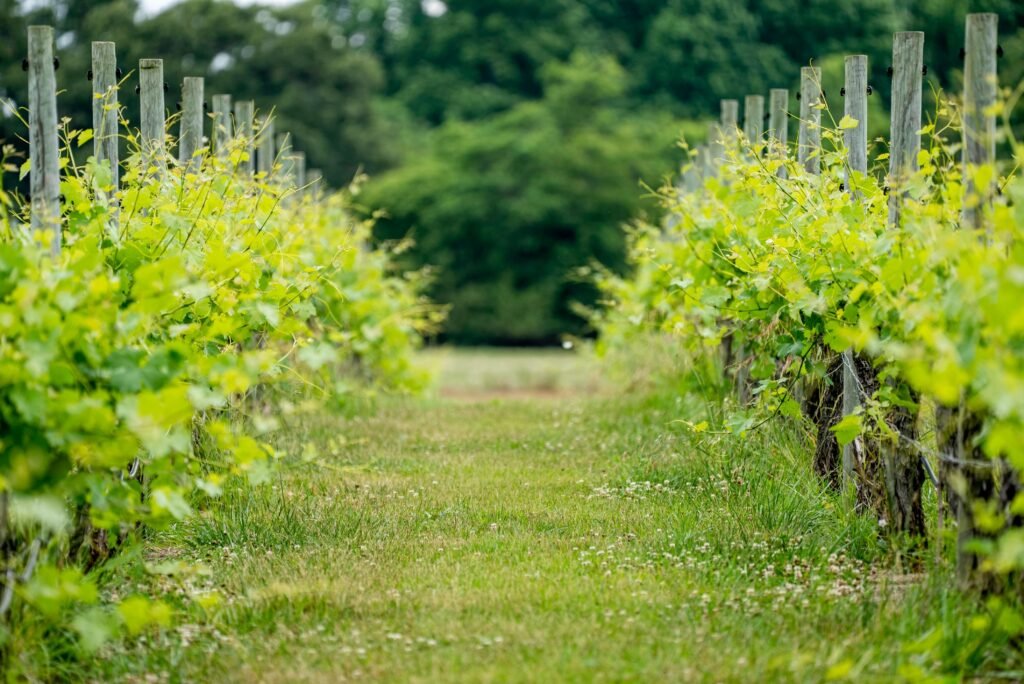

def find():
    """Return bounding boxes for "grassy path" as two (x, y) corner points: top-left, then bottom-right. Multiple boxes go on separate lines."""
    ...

(93, 351), (1007, 682)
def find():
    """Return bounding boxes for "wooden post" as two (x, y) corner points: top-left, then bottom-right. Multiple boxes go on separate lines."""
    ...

(676, 160), (690, 195)
(212, 94), (232, 156)
(718, 99), (739, 395)
(139, 58), (165, 171)
(962, 12), (998, 230)
(27, 26), (60, 253)
(699, 142), (713, 180)
(955, 12), (999, 591)
(234, 100), (255, 176)
(178, 77), (204, 166)
(720, 99), (738, 158)
(888, 33), (924, 227)
(721, 100), (738, 131)
(800, 65), (836, 490)
(277, 131), (293, 186)
(768, 88), (788, 178)
(743, 94), (764, 146)
(693, 145), (707, 188)
(308, 167), (322, 199)
(257, 115), (275, 177)
(798, 67), (822, 175)
(841, 55), (869, 493)
(91, 41), (119, 196)
(883, 32), (927, 539)
(294, 151), (306, 191)
(843, 57), (869, 187)
(734, 95), (764, 404)
(798, 68), (827, 487)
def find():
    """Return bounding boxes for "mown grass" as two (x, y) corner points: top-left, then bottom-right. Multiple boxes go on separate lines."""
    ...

(420, 346), (604, 398)
(80, 349), (1021, 682)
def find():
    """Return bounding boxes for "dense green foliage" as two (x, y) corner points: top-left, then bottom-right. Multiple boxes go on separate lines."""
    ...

(3, 0), (1024, 342)
(594, 100), (1024, 598)
(0, 120), (436, 668)
(366, 53), (682, 343)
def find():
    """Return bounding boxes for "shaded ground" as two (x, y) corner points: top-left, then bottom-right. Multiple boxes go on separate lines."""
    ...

(87, 349), (1018, 682)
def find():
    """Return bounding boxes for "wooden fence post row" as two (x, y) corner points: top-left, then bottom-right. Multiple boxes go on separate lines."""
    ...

(694, 14), (1004, 586)
(22, 26), (317, 242)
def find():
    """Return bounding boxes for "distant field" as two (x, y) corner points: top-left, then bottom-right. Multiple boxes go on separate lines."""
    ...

(420, 347), (608, 398)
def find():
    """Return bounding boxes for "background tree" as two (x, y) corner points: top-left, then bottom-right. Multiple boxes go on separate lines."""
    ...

(366, 51), (680, 343)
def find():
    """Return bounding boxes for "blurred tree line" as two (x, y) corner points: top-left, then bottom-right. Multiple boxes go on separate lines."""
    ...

(2, 0), (1023, 343)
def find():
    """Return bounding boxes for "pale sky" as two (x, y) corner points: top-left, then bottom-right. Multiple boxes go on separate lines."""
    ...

(138, 0), (447, 18)
(138, 0), (298, 19)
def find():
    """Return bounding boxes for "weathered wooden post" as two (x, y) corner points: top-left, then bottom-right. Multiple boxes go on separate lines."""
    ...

(28, 26), (60, 253)
(676, 160), (691, 195)
(710, 100), (739, 170)
(720, 99), (739, 158)
(212, 94), (232, 156)
(695, 144), (708, 187)
(277, 131), (294, 186)
(842, 57), (869, 188)
(962, 13), (998, 230)
(768, 88), (788, 178)
(257, 115), (275, 177)
(178, 77), (204, 166)
(308, 167), (323, 199)
(699, 142), (713, 181)
(840, 55), (869, 495)
(733, 95), (765, 403)
(883, 32), (927, 538)
(888, 34), (924, 227)
(743, 95), (764, 146)
(802, 65), (842, 488)
(954, 12), (1000, 591)
(798, 66), (822, 175)
(718, 98), (739, 392)
(234, 100), (255, 176)
(691, 144), (702, 186)
(139, 58), (166, 171)
(294, 151), (306, 190)
(91, 41), (119, 197)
